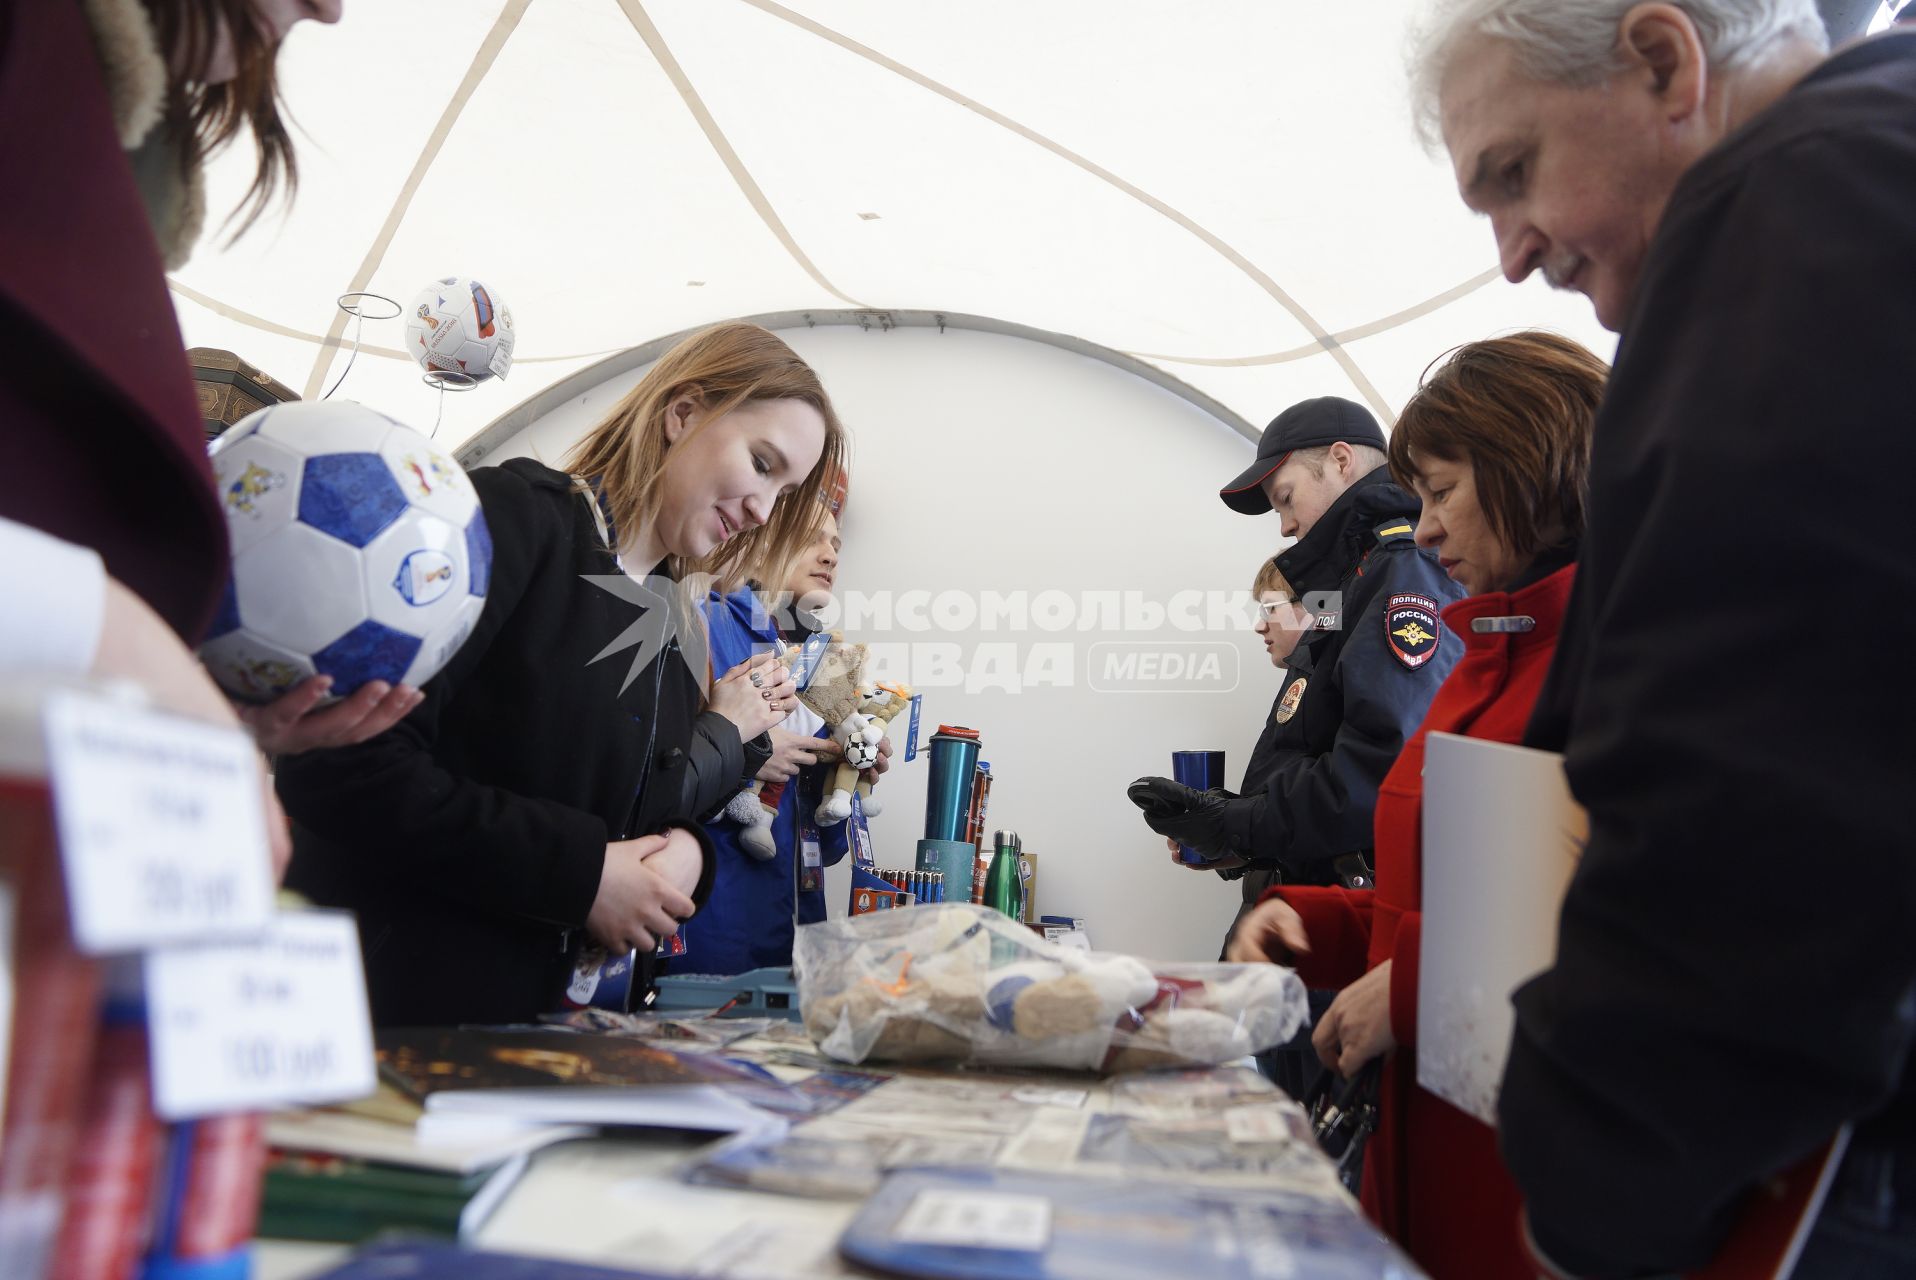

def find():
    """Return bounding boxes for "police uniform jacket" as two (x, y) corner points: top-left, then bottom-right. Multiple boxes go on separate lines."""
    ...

(1498, 31), (1916, 1276)
(1228, 466), (1463, 878)
(1210, 665), (1312, 955)
(279, 459), (768, 1027)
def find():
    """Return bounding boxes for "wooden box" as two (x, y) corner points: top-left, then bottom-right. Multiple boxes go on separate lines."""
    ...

(188, 347), (299, 443)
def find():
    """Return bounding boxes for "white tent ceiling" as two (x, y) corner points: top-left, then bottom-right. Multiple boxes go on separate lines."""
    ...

(170, 0), (1624, 449)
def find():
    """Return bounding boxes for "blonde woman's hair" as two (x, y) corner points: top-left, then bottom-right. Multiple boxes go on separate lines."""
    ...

(728, 499), (834, 606)
(563, 323), (848, 595)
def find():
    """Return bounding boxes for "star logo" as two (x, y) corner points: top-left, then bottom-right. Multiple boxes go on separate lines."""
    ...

(579, 573), (707, 693)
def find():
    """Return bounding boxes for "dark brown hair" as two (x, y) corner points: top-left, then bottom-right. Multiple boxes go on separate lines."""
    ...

(145, 0), (299, 234)
(1388, 330), (1606, 560)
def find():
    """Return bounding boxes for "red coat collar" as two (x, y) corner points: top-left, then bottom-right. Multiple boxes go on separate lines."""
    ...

(1438, 562), (1577, 651)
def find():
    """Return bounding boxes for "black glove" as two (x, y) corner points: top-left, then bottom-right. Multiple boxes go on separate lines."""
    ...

(1126, 776), (1249, 861)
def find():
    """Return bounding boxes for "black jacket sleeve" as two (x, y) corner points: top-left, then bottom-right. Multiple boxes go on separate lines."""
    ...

(1500, 124), (1916, 1276)
(276, 467), (606, 930)
(1230, 542), (1461, 869)
(676, 711), (766, 823)
(626, 715), (754, 914)
(648, 712), (753, 911)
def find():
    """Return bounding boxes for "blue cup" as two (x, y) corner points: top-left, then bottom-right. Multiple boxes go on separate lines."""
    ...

(1170, 749), (1226, 866)
(924, 729), (981, 842)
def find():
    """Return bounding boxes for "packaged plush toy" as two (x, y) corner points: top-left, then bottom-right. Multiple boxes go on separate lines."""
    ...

(721, 630), (912, 859)
(794, 904), (1307, 1073)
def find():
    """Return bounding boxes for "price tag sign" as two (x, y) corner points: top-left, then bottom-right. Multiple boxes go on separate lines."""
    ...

(903, 694), (923, 762)
(145, 909), (376, 1119)
(43, 692), (274, 953)
(894, 1189), (1051, 1251)
(1009, 1087), (1088, 1110)
(848, 793), (876, 873)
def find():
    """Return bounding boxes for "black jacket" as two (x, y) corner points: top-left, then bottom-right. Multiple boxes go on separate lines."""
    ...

(1214, 666), (1308, 891)
(1501, 32), (1916, 1277)
(1228, 467), (1463, 876)
(279, 459), (768, 1027)
(1241, 668), (1310, 798)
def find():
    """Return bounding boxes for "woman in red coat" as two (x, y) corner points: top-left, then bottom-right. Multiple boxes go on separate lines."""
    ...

(1228, 331), (1608, 1279)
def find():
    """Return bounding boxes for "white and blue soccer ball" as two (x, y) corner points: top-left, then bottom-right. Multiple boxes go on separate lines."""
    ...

(404, 276), (514, 383)
(200, 400), (492, 703)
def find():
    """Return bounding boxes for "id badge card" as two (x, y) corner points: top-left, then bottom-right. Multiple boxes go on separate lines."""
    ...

(565, 945), (642, 1011)
(798, 799), (824, 894)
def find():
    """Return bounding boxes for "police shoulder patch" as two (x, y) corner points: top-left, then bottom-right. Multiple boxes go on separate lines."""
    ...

(1274, 676), (1308, 724)
(1385, 593), (1441, 669)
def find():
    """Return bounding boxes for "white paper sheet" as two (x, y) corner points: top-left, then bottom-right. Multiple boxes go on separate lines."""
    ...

(1417, 733), (1586, 1126)
(424, 1084), (786, 1143)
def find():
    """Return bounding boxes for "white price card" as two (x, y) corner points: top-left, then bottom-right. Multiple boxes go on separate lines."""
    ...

(145, 910), (376, 1119)
(1009, 1087), (1088, 1110)
(893, 1189), (1051, 1251)
(43, 691), (274, 953)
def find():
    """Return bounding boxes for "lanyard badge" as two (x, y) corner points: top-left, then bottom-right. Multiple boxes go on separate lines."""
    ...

(797, 773), (825, 894)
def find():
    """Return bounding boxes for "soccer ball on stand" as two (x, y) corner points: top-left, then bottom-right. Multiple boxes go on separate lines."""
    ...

(403, 276), (515, 383)
(200, 400), (492, 703)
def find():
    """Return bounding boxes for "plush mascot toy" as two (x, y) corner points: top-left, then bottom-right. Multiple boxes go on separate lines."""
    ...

(816, 680), (914, 825)
(722, 633), (874, 858)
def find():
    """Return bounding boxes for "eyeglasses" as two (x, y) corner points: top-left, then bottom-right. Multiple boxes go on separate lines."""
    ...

(1256, 597), (1307, 621)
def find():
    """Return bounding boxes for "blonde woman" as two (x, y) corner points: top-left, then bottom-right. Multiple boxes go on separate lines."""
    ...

(279, 323), (846, 1026)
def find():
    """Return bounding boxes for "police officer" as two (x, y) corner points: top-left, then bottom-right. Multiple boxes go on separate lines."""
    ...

(1190, 554), (1317, 960)
(1130, 396), (1462, 887)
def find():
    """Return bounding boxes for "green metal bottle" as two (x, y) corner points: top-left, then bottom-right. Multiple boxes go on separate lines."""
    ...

(984, 829), (1024, 919)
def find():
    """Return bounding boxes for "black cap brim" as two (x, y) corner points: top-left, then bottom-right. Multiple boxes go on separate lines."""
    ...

(1219, 452), (1289, 514)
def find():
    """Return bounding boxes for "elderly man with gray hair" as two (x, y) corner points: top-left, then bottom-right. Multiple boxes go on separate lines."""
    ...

(1417, 1), (1916, 1276)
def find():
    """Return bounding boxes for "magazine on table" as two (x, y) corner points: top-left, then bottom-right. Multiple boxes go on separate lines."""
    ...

(377, 1027), (796, 1139)
(840, 1167), (1426, 1280)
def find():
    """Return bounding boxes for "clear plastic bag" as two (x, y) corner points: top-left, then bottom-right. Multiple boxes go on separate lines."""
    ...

(794, 903), (1307, 1073)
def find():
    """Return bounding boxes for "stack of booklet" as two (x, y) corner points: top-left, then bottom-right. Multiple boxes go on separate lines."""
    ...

(262, 1024), (799, 1244)
(275, 1017), (1425, 1279)
(379, 1026), (791, 1142)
